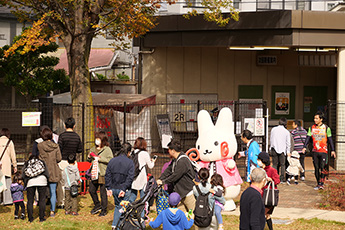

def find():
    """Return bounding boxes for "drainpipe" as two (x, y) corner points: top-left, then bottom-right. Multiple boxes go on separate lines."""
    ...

(137, 37), (155, 94)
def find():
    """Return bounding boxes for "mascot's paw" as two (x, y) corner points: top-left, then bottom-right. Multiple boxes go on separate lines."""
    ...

(228, 159), (236, 169)
(224, 199), (236, 211)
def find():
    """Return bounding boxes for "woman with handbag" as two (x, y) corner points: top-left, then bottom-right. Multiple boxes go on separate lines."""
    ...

(22, 154), (50, 222)
(0, 128), (17, 206)
(88, 131), (113, 217)
(129, 137), (155, 203)
(257, 152), (280, 230)
(38, 127), (62, 217)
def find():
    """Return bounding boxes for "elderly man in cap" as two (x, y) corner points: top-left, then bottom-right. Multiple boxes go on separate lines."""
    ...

(149, 192), (194, 230)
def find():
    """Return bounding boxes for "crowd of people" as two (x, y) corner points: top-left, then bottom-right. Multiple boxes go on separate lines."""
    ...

(0, 110), (338, 230)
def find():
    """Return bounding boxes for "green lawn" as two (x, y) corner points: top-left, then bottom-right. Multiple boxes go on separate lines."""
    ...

(1, 194), (345, 229)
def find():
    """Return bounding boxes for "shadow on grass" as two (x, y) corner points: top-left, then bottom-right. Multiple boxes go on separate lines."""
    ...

(0, 205), (11, 213)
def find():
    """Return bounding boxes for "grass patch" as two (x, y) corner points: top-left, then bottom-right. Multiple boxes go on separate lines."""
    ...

(1, 195), (345, 229)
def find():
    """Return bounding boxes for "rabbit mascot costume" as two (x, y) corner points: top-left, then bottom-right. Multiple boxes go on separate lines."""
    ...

(187, 107), (242, 211)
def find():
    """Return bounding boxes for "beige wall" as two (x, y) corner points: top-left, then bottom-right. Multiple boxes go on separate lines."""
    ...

(142, 47), (337, 120)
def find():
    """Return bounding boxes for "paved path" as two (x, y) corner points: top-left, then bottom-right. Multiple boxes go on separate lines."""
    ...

(227, 156), (345, 223)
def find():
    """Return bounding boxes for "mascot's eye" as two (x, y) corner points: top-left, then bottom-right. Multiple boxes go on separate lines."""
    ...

(197, 145), (200, 150)
(214, 141), (219, 146)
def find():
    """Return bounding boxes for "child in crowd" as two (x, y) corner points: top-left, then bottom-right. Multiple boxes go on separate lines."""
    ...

(62, 154), (81, 215)
(193, 168), (225, 230)
(149, 192), (194, 230)
(10, 172), (25, 220)
(210, 173), (226, 230)
(286, 151), (304, 185)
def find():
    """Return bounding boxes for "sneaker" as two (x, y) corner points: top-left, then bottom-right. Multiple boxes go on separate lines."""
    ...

(14, 215), (19, 220)
(20, 213), (25, 220)
(50, 211), (56, 217)
(91, 206), (102, 215)
(319, 185), (324, 190)
(39, 218), (46, 222)
(295, 181), (298, 185)
(286, 180), (290, 185)
(314, 185), (320, 190)
(98, 211), (107, 217)
(301, 176), (305, 181)
(71, 212), (79, 216)
(219, 224), (224, 230)
(65, 211), (70, 215)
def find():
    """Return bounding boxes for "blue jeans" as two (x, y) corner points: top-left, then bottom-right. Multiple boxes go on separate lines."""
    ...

(49, 182), (57, 212)
(129, 189), (145, 219)
(128, 189), (145, 203)
(112, 189), (131, 229)
(214, 204), (223, 224)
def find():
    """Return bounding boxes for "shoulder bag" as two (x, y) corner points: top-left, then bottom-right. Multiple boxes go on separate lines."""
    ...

(263, 181), (279, 207)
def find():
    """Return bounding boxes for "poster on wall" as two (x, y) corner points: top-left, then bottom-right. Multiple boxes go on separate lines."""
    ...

(22, 112), (41, 127)
(275, 92), (290, 115)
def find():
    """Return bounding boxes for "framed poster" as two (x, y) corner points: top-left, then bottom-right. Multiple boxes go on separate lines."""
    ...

(275, 92), (290, 115)
(271, 86), (295, 119)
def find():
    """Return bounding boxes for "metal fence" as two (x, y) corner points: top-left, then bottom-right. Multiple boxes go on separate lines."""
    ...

(0, 100), (267, 179)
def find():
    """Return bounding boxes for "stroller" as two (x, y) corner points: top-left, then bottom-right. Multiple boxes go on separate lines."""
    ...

(116, 176), (159, 230)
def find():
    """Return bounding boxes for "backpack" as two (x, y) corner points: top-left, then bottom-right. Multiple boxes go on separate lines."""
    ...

(174, 154), (198, 180)
(129, 150), (143, 179)
(24, 158), (45, 178)
(193, 185), (213, 227)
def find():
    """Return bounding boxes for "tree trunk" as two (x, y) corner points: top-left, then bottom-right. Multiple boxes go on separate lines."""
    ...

(65, 34), (95, 161)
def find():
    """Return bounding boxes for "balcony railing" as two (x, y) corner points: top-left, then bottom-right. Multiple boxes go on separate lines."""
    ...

(157, 0), (342, 13)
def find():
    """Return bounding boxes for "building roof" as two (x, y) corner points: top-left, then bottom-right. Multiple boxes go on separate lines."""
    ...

(140, 10), (345, 48)
(36, 92), (156, 105)
(55, 48), (117, 74)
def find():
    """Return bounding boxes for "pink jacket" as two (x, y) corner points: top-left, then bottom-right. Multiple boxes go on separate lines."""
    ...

(199, 158), (243, 187)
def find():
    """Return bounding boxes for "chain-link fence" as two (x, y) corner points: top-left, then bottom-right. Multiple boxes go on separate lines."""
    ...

(0, 100), (267, 179)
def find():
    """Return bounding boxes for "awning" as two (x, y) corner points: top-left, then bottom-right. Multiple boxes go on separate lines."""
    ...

(37, 92), (156, 106)
(55, 49), (118, 74)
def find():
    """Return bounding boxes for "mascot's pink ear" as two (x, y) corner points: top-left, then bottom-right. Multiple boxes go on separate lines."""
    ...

(221, 142), (229, 157)
(186, 148), (200, 161)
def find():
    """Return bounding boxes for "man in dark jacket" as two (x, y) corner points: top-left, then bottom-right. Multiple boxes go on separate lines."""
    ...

(157, 140), (196, 214)
(57, 117), (83, 209)
(105, 143), (134, 230)
(240, 167), (267, 230)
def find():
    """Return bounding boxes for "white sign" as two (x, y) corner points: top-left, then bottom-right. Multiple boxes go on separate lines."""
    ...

(22, 112), (41, 127)
(255, 118), (265, 136)
(162, 134), (172, 149)
(244, 118), (255, 133)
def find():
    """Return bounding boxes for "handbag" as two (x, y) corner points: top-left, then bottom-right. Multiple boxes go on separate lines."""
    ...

(24, 159), (45, 178)
(156, 187), (169, 215)
(263, 181), (279, 207)
(91, 159), (99, 181)
(65, 168), (79, 197)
